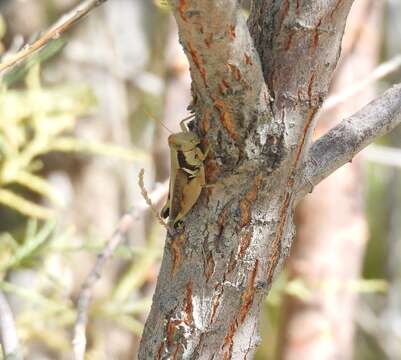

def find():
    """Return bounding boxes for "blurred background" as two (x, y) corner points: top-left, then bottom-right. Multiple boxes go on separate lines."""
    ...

(0, 0), (400, 359)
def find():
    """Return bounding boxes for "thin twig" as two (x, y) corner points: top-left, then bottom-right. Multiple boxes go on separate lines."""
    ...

(0, 290), (22, 360)
(0, 0), (108, 73)
(72, 179), (168, 360)
(322, 54), (401, 112)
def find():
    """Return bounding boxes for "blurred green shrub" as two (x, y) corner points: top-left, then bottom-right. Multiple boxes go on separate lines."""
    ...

(0, 65), (96, 218)
(0, 65), (147, 219)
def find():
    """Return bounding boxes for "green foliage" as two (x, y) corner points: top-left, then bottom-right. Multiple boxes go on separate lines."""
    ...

(0, 218), (162, 355)
(0, 65), (147, 219)
(0, 65), (94, 218)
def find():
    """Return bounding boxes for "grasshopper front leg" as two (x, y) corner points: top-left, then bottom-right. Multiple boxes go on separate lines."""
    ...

(179, 114), (196, 132)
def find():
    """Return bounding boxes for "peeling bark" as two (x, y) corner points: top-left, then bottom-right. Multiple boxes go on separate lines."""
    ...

(138, 1), (401, 358)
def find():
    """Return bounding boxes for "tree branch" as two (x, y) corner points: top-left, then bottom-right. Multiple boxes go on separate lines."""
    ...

(248, 0), (355, 176)
(170, 0), (266, 103)
(249, 0), (353, 103)
(298, 84), (401, 198)
(0, 290), (22, 360)
(169, 0), (272, 167)
(0, 0), (108, 73)
(73, 213), (133, 360)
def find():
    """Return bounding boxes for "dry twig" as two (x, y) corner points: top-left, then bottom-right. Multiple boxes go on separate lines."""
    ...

(138, 169), (171, 232)
(0, 0), (108, 73)
(72, 178), (168, 360)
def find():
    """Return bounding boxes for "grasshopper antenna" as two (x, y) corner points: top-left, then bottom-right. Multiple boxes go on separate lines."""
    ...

(144, 110), (173, 134)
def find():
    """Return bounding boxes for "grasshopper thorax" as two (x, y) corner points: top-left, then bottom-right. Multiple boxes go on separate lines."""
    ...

(168, 132), (200, 151)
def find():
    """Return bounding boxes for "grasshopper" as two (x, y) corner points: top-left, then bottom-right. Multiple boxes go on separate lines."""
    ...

(161, 115), (208, 228)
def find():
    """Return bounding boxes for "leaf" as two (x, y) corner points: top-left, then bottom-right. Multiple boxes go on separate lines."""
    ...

(1, 220), (56, 270)
(0, 281), (69, 312)
(14, 171), (62, 206)
(0, 189), (53, 219)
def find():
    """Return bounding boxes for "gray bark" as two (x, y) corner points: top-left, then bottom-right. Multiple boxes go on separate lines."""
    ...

(139, 1), (401, 359)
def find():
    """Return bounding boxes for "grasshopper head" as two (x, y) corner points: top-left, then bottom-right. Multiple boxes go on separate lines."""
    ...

(168, 132), (200, 151)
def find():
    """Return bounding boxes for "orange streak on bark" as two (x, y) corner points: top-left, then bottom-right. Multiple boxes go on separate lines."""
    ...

(239, 260), (259, 323)
(226, 250), (237, 275)
(294, 106), (318, 166)
(210, 289), (223, 324)
(221, 79), (230, 89)
(205, 252), (215, 281)
(227, 63), (241, 81)
(228, 24), (236, 41)
(285, 31), (294, 51)
(178, 0), (188, 22)
(171, 233), (186, 275)
(240, 176), (262, 227)
(244, 53), (253, 65)
(239, 202), (251, 228)
(312, 19), (322, 51)
(267, 193), (290, 283)
(205, 159), (219, 183)
(330, 0), (344, 18)
(219, 79), (231, 94)
(214, 99), (239, 141)
(184, 281), (193, 324)
(220, 111), (239, 140)
(187, 41), (207, 87)
(201, 111), (210, 133)
(307, 72), (315, 99)
(222, 319), (238, 359)
(166, 319), (175, 347)
(238, 232), (252, 258)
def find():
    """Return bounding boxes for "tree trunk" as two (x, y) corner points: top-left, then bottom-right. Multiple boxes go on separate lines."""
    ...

(278, 2), (381, 358)
(138, 1), (401, 358)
